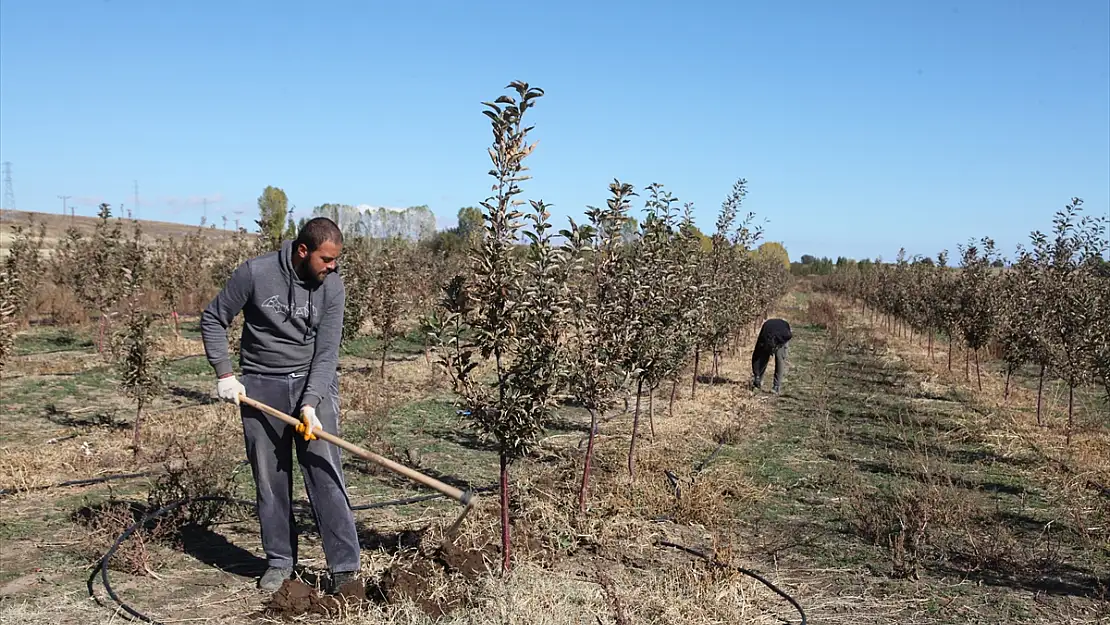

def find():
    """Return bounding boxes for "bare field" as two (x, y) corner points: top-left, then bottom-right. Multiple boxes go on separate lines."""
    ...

(0, 209), (248, 258)
(1, 292), (1107, 624)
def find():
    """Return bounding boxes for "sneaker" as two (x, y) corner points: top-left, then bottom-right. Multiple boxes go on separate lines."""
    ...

(329, 570), (358, 595)
(258, 566), (293, 592)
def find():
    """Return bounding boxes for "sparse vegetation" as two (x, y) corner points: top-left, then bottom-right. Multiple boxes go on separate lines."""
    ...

(114, 266), (164, 451)
(368, 239), (408, 378)
(0, 81), (1104, 625)
(427, 81), (565, 573)
(821, 197), (1109, 442)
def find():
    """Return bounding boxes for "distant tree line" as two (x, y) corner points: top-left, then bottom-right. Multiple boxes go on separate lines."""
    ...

(791, 251), (1011, 276)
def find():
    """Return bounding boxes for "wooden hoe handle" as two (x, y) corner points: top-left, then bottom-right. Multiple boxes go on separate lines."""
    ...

(238, 394), (476, 509)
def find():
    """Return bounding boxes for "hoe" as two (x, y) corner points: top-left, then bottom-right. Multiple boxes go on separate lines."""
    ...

(238, 393), (478, 535)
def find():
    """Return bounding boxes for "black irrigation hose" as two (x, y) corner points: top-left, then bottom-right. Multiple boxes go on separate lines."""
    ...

(656, 444), (808, 623)
(663, 439), (730, 499)
(81, 424), (804, 623)
(693, 439), (726, 474)
(88, 496), (256, 624)
(93, 492), (807, 625)
(657, 540), (807, 625)
(0, 471), (155, 497)
(0, 459), (254, 498)
(89, 485), (499, 624)
(350, 483), (499, 511)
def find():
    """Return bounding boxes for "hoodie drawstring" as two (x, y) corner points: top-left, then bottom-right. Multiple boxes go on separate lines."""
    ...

(283, 240), (315, 339)
(305, 288), (312, 339)
(286, 273), (294, 324)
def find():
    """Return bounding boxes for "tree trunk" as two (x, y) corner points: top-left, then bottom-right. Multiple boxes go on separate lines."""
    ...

(965, 345), (970, 381)
(578, 408), (598, 513)
(1066, 384), (1074, 447)
(648, 385), (655, 439)
(380, 343), (388, 379)
(171, 310), (180, 337)
(691, 349), (700, 399)
(1004, 366), (1012, 399)
(131, 397), (145, 451)
(947, 334), (953, 371)
(712, 351), (720, 382)
(97, 313), (107, 354)
(928, 333), (934, 362)
(1036, 363), (1046, 427)
(500, 453), (511, 573)
(974, 349), (982, 391)
(669, 378), (678, 418)
(627, 378), (644, 481)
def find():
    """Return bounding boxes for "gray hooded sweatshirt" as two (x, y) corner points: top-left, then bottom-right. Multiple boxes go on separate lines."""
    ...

(200, 240), (345, 409)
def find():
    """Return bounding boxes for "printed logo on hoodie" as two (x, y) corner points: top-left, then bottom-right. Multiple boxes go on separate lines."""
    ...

(261, 295), (318, 320)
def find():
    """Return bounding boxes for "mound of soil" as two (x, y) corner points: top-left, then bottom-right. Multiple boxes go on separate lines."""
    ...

(437, 541), (497, 578)
(379, 558), (461, 617)
(264, 578), (367, 619)
(375, 542), (499, 617)
(261, 523), (544, 619)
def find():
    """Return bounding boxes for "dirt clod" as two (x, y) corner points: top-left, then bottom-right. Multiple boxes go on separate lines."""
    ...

(436, 541), (495, 579)
(266, 579), (314, 616)
(264, 578), (367, 619)
(380, 558), (460, 617)
(375, 542), (498, 617)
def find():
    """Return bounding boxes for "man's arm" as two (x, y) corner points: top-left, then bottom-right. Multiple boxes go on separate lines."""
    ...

(301, 278), (345, 409)
(201, 261), (253, 378)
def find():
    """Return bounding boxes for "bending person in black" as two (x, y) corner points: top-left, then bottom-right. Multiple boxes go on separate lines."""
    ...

(752, 318), (792, 394)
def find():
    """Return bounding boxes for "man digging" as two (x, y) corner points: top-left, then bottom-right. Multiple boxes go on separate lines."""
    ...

(200, 217), (361, 593)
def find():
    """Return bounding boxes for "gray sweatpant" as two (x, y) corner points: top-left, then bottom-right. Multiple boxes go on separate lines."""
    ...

(239, 371), (361, 573)
(752, 343), (788, 392)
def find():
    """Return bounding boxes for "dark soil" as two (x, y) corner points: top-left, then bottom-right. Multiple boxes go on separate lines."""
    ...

(379, 558), (462, 617)
(436, 540), (496, 578)
(374, 541), (499, 617)
(263, 578), (368, 619)
(261, 519), (528, 619)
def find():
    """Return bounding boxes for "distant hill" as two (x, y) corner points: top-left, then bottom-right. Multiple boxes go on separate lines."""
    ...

(0, 209), (253, 257)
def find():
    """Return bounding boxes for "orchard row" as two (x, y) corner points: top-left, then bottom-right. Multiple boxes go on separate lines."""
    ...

(819, 202), (1109, 443)
(0, 81), (789, 572)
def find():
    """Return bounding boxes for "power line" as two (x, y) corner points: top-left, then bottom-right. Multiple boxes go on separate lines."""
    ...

(2, 161), (14, 211)
(57, 194), (72, 217)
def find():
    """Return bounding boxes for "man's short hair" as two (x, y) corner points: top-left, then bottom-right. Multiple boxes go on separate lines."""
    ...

(295, 217), (343, 251)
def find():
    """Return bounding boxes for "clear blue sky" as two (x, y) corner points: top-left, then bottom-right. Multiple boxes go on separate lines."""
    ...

(2, 1), (1108, 262)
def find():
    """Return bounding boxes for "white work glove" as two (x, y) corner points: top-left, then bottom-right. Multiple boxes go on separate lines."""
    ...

(216, 375), (246, 405)
(296, 405), (323, 441)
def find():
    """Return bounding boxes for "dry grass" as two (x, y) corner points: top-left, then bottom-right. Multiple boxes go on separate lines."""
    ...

(837, 294), (1110, 495)
(822, 297), (1109, 603)
(0, 316), (809, 624)
(0, 556), (809, 625)
(0, 209), (243, 259)
(0, 401), (234, 492)
(17, 292), (1108, 623)
(805, 296), (842, 338)
(157, 334), (206, 360)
